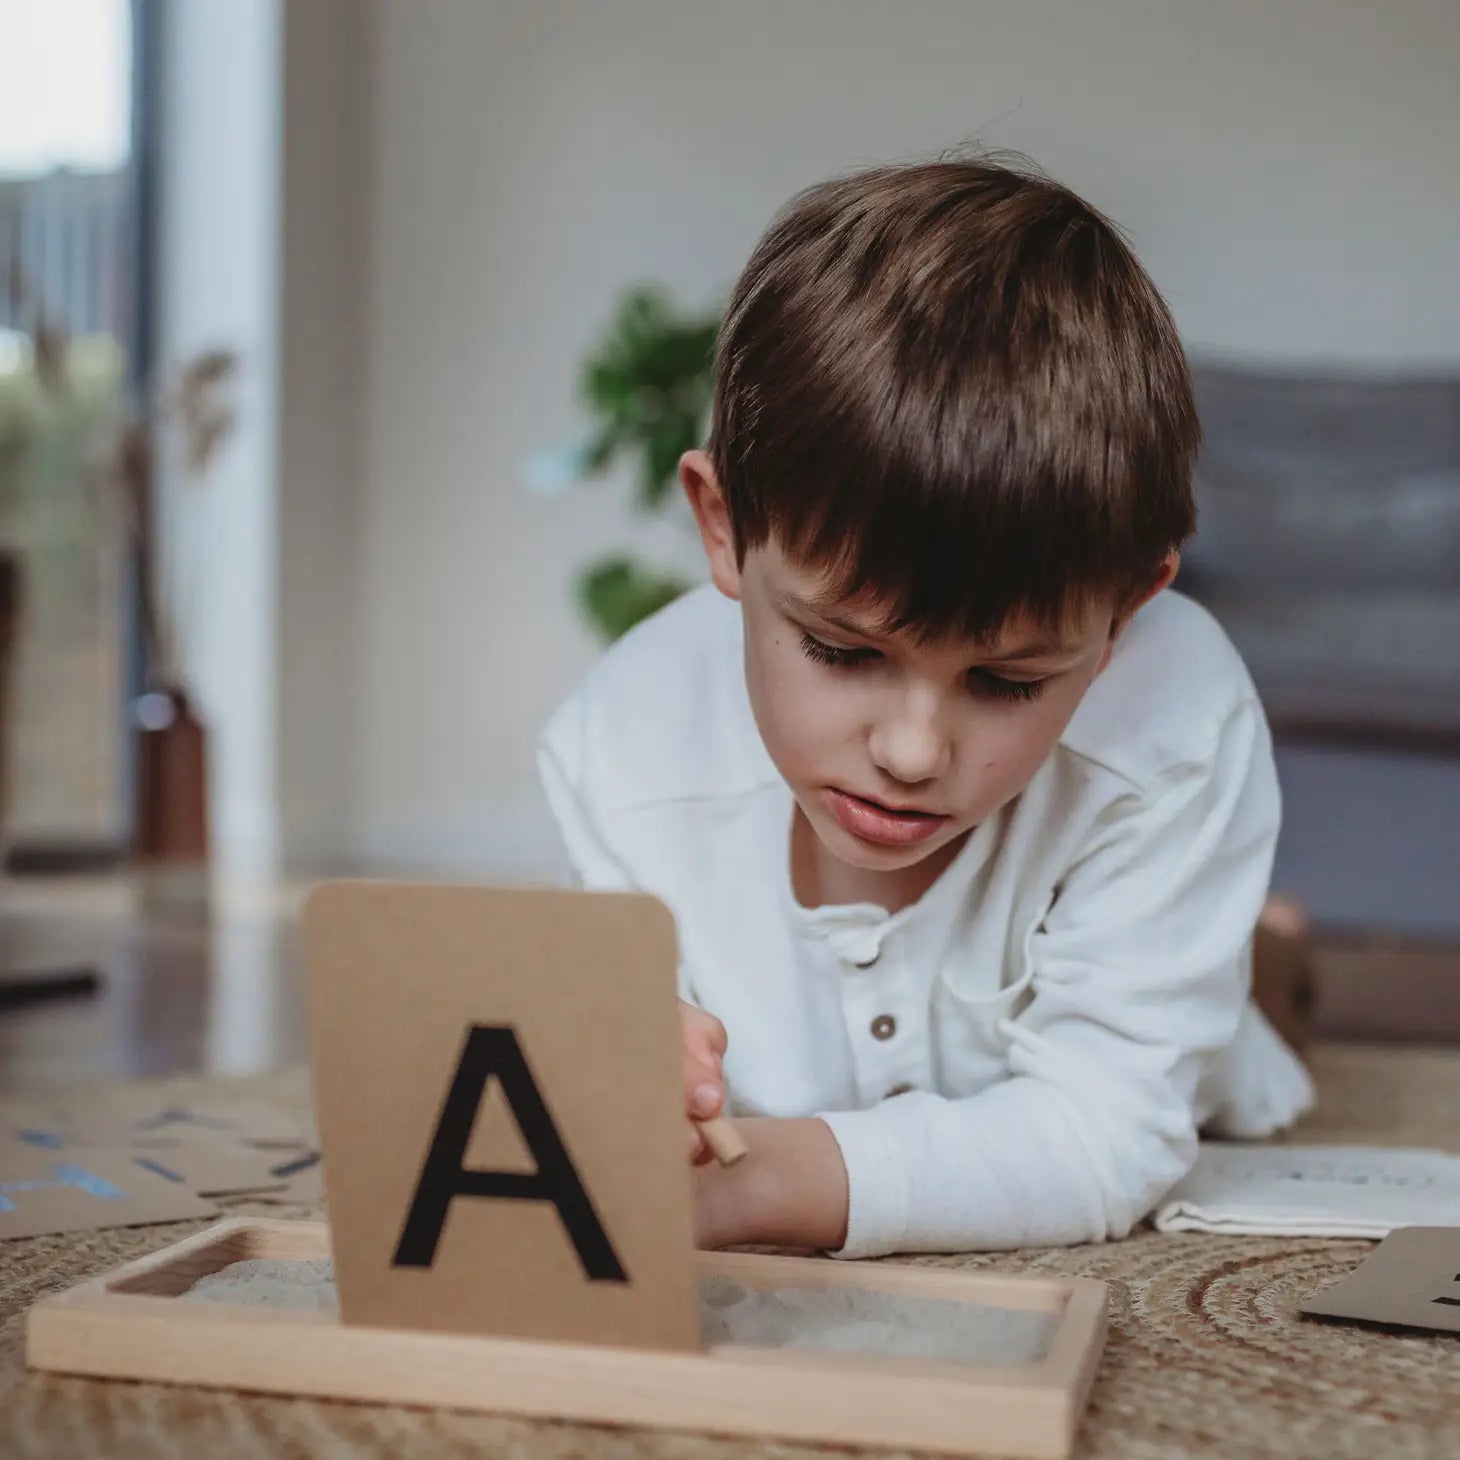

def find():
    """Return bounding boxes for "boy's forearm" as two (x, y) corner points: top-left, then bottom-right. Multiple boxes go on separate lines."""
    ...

(693, 1117), (849, 1251)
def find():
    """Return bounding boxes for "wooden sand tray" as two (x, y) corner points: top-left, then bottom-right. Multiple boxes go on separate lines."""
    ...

(25, 884), (1112, 1458)
(28, 1216), (1107, 1459)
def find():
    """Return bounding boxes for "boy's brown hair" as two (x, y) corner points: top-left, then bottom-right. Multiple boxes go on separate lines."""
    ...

(708, 155), (1199, 641)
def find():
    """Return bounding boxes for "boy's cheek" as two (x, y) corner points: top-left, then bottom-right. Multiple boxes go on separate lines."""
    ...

(768, 707), (854, 796)
(955, 708), (1073, 818)
(748, 658), (845, 771)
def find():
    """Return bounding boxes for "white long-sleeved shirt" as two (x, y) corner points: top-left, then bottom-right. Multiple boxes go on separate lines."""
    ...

(537, 585), (1315, 1258)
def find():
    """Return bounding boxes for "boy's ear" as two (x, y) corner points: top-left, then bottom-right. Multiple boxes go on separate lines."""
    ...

(1115, 551), (1180, 635)
(680, 450), (743, 601)
(1098, 551), (1181, 671)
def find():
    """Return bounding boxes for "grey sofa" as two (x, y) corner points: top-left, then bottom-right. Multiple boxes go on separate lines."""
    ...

(1180, 364), (1460, 746)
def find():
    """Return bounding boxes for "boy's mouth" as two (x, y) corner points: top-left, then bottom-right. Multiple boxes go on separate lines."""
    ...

(824, 788), (950, 848)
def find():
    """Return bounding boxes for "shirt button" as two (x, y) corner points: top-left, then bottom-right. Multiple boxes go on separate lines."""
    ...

(886, 1083), (913, 1099)
(837, 934), (881, 968)
(870, 1014), (896, 1041)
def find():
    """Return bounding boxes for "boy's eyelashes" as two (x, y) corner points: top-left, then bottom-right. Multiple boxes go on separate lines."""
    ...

(796, 632), (1051, 702)
(975, 671), (1051, 704)
(798, 632), (879, 669)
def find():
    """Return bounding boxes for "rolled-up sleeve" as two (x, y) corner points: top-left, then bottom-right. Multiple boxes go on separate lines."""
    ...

(820, 699), (1280, 1258)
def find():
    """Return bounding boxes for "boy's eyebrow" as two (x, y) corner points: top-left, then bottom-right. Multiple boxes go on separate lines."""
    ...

(978, 637), (1084, 664)
(782, 591), (1081, 661)
(781, 591), (883, 641)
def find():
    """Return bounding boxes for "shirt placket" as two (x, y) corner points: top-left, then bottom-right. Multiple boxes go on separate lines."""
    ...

(826, 922), (929, 1107)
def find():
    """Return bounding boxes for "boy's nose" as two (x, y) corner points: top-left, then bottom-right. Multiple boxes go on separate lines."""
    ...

(868, 698), (952, 786)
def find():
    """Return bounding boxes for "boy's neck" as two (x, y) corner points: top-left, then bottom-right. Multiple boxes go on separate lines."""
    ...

(790, 803), (969, 916)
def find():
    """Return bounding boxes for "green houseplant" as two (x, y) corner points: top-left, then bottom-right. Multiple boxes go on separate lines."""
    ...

(558, 286), (720, 642)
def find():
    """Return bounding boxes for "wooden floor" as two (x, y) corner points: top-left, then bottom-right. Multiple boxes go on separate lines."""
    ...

(0, 873), (1457, 1095)
(0, 874), (308, 1094)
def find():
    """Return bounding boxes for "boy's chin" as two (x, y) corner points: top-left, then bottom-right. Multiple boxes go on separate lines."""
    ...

(813, 811), (962, 873)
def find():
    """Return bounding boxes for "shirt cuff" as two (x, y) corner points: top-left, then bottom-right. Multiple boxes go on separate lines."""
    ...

(816, 1107), (912, 1259)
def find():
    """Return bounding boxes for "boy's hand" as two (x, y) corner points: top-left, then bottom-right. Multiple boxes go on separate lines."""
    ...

(680, 999), (727, 1165)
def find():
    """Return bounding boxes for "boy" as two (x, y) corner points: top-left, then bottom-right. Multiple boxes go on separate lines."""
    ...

(539, 156), (1313, 1258)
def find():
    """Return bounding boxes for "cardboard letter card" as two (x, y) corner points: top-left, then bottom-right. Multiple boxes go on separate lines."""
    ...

(305, 882), (701, 1353)
(1303, 1227), (1460, 1336)
(0, 1138), (217, 1240)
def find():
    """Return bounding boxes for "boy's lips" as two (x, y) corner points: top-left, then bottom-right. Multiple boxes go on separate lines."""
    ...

(824, 788), (950, 847)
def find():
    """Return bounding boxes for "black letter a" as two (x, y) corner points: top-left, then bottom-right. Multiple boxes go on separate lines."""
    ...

(392, 1025), (628, 1280)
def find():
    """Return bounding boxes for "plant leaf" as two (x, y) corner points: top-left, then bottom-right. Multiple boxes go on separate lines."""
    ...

(577, 556), (690, 642)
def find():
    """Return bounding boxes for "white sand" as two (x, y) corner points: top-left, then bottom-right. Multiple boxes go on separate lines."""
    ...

(182, 1258), (1054, 1365)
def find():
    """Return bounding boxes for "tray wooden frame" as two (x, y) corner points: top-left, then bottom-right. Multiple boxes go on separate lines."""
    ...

(28, 1218), (1108, 1459)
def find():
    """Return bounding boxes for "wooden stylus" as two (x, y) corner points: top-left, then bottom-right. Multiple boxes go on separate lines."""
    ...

(695, 1116), (749, 1167)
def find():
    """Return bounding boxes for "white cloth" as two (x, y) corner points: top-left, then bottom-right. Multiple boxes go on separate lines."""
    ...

(1155, 1144), (1460, 1238)
(538, 586), (1315, 1257)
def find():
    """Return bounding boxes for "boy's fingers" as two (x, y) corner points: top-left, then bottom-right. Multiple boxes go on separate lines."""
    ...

(681, 1002), (728, 1057)
(683, 1034), (726, 1089)
(683, 1043), (721, 1080)
(679, 1001), (728, 1129)
(686, 1123), (712, 1165)
(683, 1048), (724, 1119)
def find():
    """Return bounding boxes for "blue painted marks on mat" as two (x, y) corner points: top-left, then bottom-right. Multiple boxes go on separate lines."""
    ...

(132, 1156), (185, 1183)
(0, 1164), (128, 1212)
(15, 1129), (64, 1149)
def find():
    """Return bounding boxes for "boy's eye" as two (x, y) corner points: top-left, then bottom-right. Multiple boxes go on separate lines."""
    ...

(969, 670), (1050, 703)
(799, 632), (879, 669)
(800, 632), (1051, 701)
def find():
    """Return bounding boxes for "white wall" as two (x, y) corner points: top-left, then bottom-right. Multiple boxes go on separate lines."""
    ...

(276, 0), (369, 871)
(156, 0), (282, 878)
(156, 0), (367, 881)
(347, 0), (1460, 879)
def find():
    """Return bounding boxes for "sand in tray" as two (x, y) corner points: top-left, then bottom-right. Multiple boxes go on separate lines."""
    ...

(180, 1258), (1055, 1365)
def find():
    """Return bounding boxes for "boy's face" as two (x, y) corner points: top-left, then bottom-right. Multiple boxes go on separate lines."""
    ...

(683, 452), (1167, 898)
(736, 540), (1115, 878)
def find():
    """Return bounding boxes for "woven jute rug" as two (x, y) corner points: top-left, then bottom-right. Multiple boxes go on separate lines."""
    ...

(3, 1045), (1459, 1459)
